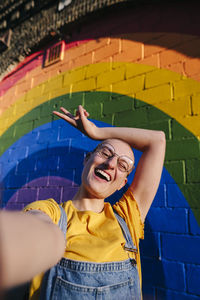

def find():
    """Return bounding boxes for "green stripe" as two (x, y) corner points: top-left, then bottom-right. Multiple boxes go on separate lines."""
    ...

(0, 91), (200, 224)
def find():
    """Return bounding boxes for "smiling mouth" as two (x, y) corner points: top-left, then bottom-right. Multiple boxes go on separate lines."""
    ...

(94, 168), (111, 182)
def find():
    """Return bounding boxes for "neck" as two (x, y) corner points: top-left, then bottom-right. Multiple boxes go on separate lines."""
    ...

(72, 186), (105, 213)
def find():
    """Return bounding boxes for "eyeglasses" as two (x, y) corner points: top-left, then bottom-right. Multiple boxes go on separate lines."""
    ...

(95, 143), (134, 173)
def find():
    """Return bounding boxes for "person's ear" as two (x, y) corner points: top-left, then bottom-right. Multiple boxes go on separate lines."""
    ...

(84, 152), (92, 165)
(117, 177), (127, 191)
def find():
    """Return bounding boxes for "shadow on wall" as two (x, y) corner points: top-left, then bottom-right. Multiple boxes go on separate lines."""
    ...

(71, 0), (200, 59)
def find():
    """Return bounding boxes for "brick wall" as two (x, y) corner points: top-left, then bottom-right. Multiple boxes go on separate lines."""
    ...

(0, 2), (200, 299)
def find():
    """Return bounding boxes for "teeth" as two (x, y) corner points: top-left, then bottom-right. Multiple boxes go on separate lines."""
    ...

(96, 169), (111, 182)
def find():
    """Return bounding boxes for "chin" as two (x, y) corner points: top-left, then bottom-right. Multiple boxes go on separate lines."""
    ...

(82, 174), (117, 199)
(92, 187), (116, 200)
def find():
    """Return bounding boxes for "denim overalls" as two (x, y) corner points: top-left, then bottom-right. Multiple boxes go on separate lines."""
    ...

(40, 206), (141, 300)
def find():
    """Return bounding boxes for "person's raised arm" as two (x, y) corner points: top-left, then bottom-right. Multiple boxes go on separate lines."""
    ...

(53, 105), (166, 222)
(0, 210), (65, 290)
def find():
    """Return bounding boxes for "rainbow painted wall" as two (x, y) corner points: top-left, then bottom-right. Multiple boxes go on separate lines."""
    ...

(0, 2), (200, 299)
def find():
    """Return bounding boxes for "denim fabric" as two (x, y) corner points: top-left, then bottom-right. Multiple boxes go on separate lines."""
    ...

(40, 206), (141, 300)
(113, 210), (137, 254)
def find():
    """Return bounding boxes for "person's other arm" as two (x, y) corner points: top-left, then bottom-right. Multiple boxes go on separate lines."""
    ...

(94, 125), (166, 223)
(0, 210), (65, 289)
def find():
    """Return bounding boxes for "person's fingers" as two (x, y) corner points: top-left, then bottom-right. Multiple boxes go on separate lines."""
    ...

(59, 107), (72, 115)
(80, 106), (89, 117)
(53, 106), (90, 130)
(78, 105), (87, 121)
(53, 110), (77, 127)
(84, 109), (89, 117)
(52, 111), (62, 117)
(78, 105), (91, 130)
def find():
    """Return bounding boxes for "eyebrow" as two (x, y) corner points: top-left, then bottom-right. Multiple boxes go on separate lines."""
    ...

(101, 143), (134, 161)
(101, 144), (114, 151)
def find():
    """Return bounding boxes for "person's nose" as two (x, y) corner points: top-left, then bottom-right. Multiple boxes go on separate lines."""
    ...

(106, 155), (118, 169)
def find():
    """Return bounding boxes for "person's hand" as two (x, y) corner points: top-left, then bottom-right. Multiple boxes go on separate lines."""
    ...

(53, 105), (101, 140)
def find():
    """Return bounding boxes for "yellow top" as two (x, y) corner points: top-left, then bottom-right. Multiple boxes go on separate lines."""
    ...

(24, 188), (144, 300)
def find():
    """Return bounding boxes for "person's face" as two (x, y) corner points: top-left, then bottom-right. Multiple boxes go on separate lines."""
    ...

(81, 139), (135, 199)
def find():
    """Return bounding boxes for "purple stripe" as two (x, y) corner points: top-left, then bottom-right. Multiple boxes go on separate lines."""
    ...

(5, 176), (78, 210)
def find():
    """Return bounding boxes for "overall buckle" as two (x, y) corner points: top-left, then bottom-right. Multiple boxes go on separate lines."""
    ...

(124, 246), (138, 253)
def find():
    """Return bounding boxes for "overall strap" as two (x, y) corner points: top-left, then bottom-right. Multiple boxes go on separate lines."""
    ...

(39, 205), (68, 300)
(58, 205), (67, 237)
(113, 210), (137, 254)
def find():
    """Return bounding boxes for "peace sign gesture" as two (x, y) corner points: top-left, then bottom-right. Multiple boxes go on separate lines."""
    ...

(53, 105), (101, 140)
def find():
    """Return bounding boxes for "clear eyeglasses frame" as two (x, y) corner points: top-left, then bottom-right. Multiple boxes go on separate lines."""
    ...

(95, 143), (135, 173)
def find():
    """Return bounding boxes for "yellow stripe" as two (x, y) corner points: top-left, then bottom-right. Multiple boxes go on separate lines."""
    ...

(0, 62), (199, 139)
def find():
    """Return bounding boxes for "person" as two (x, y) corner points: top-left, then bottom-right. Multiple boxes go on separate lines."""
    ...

(11, 105), (165, 300)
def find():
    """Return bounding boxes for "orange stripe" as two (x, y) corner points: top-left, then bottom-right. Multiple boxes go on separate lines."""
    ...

(0, 33), (200, 117)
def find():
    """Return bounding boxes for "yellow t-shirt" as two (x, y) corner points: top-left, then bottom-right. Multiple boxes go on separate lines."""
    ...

(24, 188), (144, 300)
